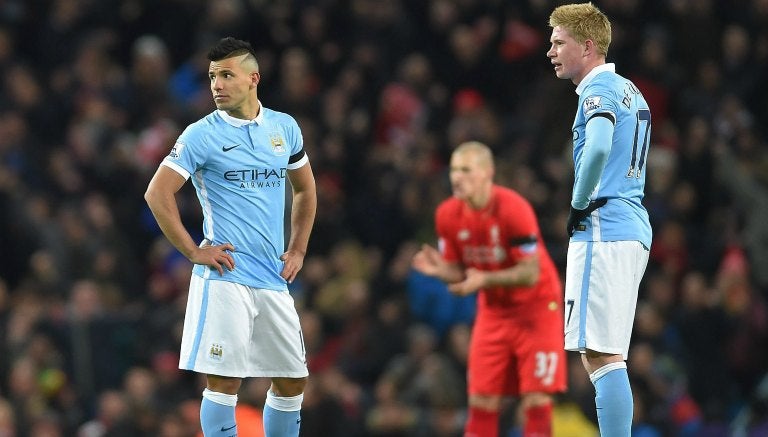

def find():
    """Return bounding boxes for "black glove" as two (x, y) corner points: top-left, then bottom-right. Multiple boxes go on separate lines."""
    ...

(567, 198), (608, 237)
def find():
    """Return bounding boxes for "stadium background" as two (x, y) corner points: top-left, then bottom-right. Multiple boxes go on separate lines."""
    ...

(0, 0), (766, 435)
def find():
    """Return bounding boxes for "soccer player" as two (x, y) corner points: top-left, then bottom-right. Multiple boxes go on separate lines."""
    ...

(144, 37), (316, 437)
(547, 3), (652, 436)
(412, 141), (566, 437)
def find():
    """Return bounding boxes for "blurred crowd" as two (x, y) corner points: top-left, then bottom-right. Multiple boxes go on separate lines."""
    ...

(0, 0), (767, 436)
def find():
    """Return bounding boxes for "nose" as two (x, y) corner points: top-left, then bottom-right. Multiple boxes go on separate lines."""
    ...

(546, 45), (555, 58)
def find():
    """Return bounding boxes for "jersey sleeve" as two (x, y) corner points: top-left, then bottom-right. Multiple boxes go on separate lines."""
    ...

(161, 124), (209, 179)
(501, 197), (540, 262)
(285, 116), (308, 170)
(580, 82), (619, 124)
(573, 83), (619, 209)
(572, 115), (614, 209)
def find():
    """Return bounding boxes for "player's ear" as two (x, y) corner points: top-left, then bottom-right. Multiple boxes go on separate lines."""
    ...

(251, 71), (260, 87)
(583, 39), (594, 57)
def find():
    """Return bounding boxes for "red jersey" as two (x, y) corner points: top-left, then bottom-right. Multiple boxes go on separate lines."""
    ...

(436, 185), (561, 313)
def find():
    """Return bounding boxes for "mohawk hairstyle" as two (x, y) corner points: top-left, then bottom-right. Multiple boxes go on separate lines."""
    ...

(207, 37), (257, 62)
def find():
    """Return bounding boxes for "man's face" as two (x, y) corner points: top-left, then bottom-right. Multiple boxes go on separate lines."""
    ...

(449, 151), (491, 203)
(547, 26), (587, 84)
(209, 55), (258, 113)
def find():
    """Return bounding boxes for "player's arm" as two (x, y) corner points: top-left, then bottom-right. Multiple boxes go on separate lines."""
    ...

(448, 238), (540, 296)
(567, 113), (614, 236)
(144, 165), (234, 275)
(477, 252), (540, 287)
(572, 113), (614, 209)
(281, 161), (317, 283)
(414, 207), (465, 284)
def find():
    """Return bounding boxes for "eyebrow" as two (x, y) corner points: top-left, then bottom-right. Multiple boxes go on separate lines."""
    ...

(209, 68), (234, 75)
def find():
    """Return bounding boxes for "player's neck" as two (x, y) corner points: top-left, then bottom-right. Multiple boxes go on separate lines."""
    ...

(573, 58), (606, 86)
(467, 187), (493, 210)
(226, 100), (261, 121)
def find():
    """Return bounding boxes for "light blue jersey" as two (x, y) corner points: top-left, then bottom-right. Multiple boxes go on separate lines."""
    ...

(162, 107), (309, 290)
(571, 64), (652, 248)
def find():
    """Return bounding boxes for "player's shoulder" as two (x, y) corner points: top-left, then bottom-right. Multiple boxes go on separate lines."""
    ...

(435, 196), (463, 220)
(261, 105), (300, 127)
(186, 110), (222, 130)
(493, 186), (537, 223)
(581, 72), (630, 116)
(437, 196), (462, 212)
(178, 111), (220, 141)
(493, 185), (529, 207)
(583, 71), (623, 94)
(588, 70), (642, 97)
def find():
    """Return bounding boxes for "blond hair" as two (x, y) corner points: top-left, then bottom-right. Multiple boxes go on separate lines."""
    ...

(454, 141), (494, 169)
(549, 2), (611, 57)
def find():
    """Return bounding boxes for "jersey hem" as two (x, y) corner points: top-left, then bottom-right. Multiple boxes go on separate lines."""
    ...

(192, 272), (288, 292)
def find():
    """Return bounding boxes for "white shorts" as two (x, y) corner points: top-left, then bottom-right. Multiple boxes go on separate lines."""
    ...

(564, 241), (649, 359)
(179, 275), (308, 378)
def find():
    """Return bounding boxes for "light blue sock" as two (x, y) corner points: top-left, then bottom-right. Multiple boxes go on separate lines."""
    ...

(263, 390), (303, 437)
(591, 362), (633, 437)
(200, 388), (238, 436)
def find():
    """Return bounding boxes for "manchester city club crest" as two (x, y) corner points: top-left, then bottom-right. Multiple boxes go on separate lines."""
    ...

(269, 132), (287, 155)
(209, 343), (224, 361)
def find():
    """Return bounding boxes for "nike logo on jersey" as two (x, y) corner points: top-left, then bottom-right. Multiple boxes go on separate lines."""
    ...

(222, 144), (241, 152)
(220, 424), (236, 431)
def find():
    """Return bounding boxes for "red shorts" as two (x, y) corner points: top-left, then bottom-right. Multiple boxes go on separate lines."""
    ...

(467, 298), (567, 396)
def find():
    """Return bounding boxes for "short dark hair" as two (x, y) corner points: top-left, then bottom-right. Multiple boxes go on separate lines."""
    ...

(207, 37), (256, 62)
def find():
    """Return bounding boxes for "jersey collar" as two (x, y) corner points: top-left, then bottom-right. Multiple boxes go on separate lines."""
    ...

(216, 101), (265, 127)
(575, 63), (615, 96)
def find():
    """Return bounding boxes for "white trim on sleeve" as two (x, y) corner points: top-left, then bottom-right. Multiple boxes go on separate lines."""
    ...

(161, 160), (191, 180)
(287, 153), (309, 170)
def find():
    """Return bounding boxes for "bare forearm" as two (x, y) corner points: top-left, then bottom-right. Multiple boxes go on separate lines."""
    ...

(435, 264), (466, 284)
(482, 265), (539, 287)
(145, 190), (198, 259)
(484, 256), (540, 287)
(286, 190), (316, 255)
